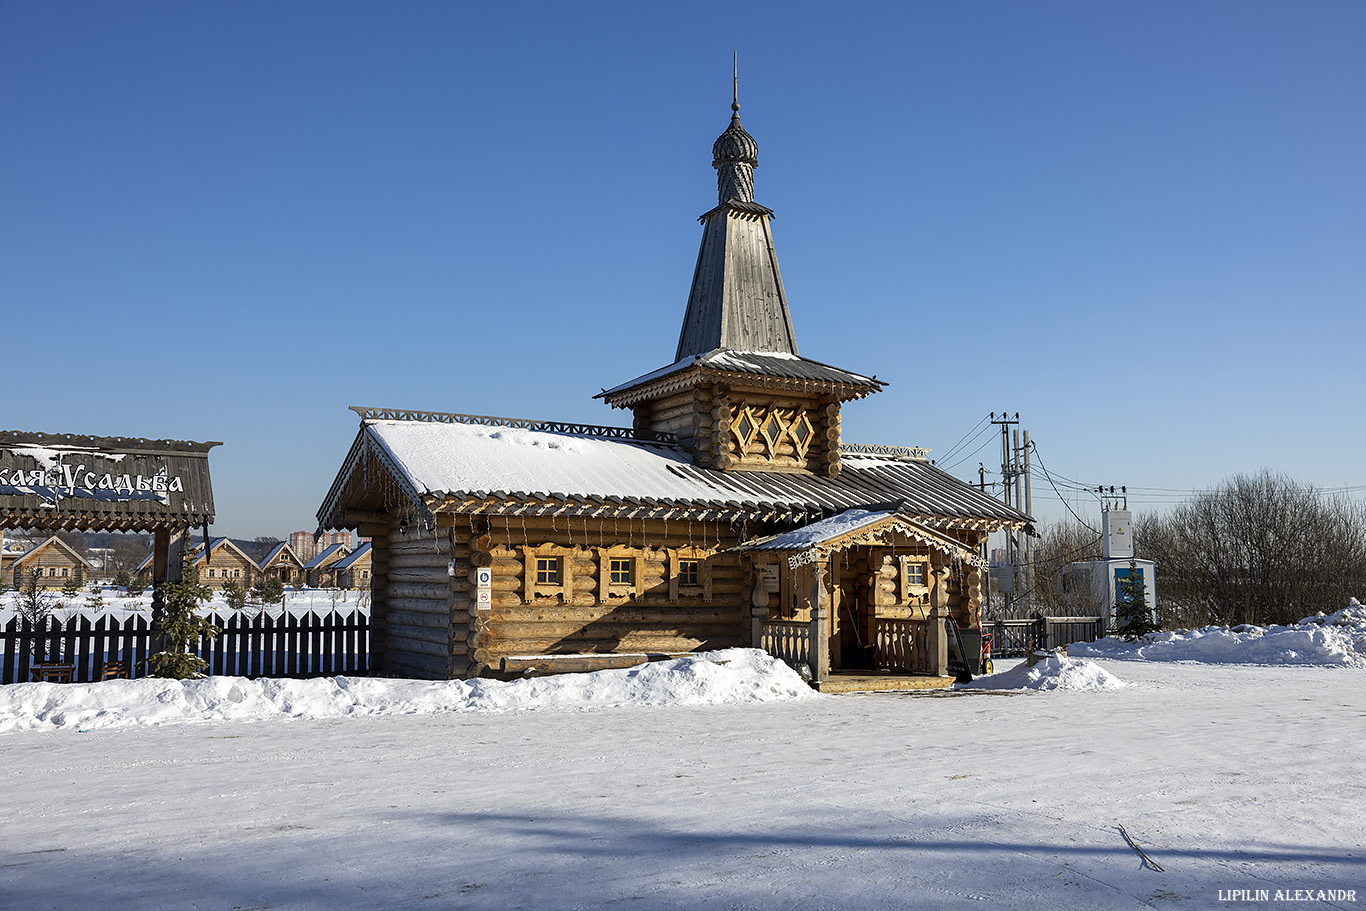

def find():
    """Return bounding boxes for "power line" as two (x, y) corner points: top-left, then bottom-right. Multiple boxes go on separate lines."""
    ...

(938, 414), (993, 466)
(943, 432), (1000, 471)
(1028, 440), (1099, 534)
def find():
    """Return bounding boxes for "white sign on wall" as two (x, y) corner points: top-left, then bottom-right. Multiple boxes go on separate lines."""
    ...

(476, 567), (492, 588)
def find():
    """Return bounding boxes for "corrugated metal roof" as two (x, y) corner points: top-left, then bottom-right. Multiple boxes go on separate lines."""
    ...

(318, 420), (1031, 530)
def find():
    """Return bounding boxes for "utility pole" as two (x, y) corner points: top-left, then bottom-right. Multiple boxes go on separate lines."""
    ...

(990, 413), (1020, 614)
(1022, 429), (1034, 614)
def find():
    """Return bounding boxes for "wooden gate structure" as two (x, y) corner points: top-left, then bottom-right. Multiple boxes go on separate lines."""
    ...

(0, 429), (219, 674)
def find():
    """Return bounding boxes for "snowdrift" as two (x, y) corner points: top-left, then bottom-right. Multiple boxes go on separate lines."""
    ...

(0, 648), (816, 734)
(958, 654), (1127, 692)
(1071, 600), (1366, 667)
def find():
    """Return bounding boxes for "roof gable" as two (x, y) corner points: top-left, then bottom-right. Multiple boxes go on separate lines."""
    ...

(304, 543), (350, 570)
(258, 542), (305, 571)
(332, 542), (371, 570)
(12, 535), (93, 569)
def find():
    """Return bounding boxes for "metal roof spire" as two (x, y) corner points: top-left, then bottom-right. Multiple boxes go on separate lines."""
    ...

(733, 51), (738, 112)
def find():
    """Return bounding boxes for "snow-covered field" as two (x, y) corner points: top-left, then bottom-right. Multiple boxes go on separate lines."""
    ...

(2, 630), (1362, 910)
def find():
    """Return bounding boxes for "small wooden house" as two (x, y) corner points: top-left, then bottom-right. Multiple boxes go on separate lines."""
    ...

(333, 542), (372, 590)
(304, 543), (351, 588)
(318, 97), (1031, 686)
(257, 542), (307, 586)
(6, 535), (93, 589)
(135, 535), (258, 589)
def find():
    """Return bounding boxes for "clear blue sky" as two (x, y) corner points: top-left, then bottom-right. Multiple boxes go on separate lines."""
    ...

(3, 1), (1363, 538)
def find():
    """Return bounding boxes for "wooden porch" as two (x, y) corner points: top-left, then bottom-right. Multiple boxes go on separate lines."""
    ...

(759, 614), (955, 692)
(814, 671), (954, 694)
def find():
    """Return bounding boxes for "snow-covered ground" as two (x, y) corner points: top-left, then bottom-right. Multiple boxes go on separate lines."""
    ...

(1, 641), (1362, 910)
(1073, 599), (1366, 667)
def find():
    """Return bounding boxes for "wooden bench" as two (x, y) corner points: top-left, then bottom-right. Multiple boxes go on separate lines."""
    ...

(100, 660), (131, 680)
(500, 652), (687, 676)
(30, 663), (75, 683)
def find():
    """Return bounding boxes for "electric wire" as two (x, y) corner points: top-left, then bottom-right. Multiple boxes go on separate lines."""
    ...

(937, 414), (992, 466)
(1028, 441), (1100, 533)
(942, 432), (1000, 472)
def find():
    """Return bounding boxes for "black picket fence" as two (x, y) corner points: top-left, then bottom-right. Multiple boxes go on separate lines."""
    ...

(989, 615), (1104, 658)
(0, 610), (369, 684)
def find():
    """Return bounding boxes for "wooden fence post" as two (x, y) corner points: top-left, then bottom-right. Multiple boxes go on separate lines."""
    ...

(926, 606), (949, 676)
(809, 565), (829, 683)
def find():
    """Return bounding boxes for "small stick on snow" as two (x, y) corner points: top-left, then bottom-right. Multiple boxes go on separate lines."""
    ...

(1118, 824), (1165, 873)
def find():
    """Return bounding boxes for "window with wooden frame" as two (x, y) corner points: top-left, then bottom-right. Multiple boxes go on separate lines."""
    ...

(900, 556), (930, 605)
(669, 548), (712, 601)
(596, 545), (638, 601)
(522, 544), (575, 603)
(535, 556), (560, 585)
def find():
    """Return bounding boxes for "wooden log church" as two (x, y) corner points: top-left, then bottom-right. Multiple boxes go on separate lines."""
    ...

(318, 93), (1031, 688)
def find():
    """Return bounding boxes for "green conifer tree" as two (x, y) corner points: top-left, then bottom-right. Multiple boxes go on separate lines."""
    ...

(221, 579), (247, 613)
(148, 550), (219, 679)
(17, 568), (53, 625)
(1115, 559), (1159, 641)
(253, 576), (286, 605)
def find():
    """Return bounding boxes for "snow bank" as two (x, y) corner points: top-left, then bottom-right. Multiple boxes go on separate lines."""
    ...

(1072, 600), (1366, 667)
(0, 649), (816, 734)
(958, 654), (1127, 692)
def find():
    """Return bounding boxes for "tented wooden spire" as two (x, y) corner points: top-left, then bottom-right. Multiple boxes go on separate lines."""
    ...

(673, 102), (799, 361)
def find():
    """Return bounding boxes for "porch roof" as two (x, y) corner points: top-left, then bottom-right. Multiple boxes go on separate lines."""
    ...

(734, 506), (985, 567)
(734, 507), (895, 551)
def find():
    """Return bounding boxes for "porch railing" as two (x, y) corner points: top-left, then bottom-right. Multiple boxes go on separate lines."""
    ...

(760, 620), (812, 672)
(874, 617), (931, 674)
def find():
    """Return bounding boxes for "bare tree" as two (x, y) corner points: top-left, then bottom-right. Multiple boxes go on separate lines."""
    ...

(1027, 518), (1106, 617)
(1136, 471), (1366, 628)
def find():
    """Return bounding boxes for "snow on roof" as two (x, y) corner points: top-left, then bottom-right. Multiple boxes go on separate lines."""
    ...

(737, 508), (896, 551)
(325, 420), (1031, 531)
(369, 420), (717, 504)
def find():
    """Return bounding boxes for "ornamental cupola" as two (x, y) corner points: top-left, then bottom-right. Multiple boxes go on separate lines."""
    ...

(712, 103), (759, 205)
(598, 82), (884, 478)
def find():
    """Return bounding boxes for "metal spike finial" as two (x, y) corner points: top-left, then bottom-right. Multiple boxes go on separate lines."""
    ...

(732, 52), (739, 112)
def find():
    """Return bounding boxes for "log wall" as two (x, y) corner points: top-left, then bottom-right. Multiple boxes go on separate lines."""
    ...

(473, 514), (748, 670)
(373, 521), (471, 680)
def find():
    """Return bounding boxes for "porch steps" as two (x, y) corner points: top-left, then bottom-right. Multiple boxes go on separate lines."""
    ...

(814, 673), (956, 694)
